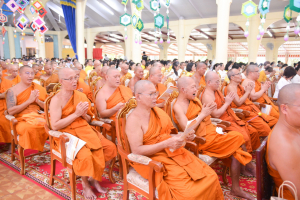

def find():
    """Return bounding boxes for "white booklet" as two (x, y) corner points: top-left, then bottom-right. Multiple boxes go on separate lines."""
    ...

(63, 132), (86, 161)
(158, 85), (178, 101)
(261, 104), (272, 115)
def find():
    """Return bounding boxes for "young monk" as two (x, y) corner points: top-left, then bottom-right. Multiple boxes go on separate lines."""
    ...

(40, 64), (59, 92)
(266, 83), (300, 200)
(49, 68), (117, 199)
(201, 71), (260, 153)
(173, 76), (255, 200)
(242, 65), (279, 119)
(120, 62), (132, 87)
(6, 66), (48, 152)
(96, 66), (109, 90)
(148, 66), (167, 108)
(225, 68), (278, 137)
(4, 64), (21, 84)
(32, 64), (41, 80)
(126, 80), (224, 200)
(192, 62), (206, 87)
(128, 66), (144, 94)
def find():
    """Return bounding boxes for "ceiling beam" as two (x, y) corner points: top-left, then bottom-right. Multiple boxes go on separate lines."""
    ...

(161, 31), (176, 39)
(143, 32), (166, 41)
(188, 44), (207, 53)
(188, 0), (204, 18)
(86, 0), (115, 25)
(228, 34), (233, 40)
(141, 46), (160, 53)
(238, 43), (248, 50)
(96, 36), (117, 43)
(103, 34), (124, 42)
(227, 47), (239, 54)
(44, 4), (60, 31)
(189, 36), (198, 41)
(195, 29), (215, 40)
(267, 28), (277, 39)
(173, 44), (197, 54)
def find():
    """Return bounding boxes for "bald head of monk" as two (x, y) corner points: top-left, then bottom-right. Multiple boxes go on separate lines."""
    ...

(228, 68), (242, 83)
(246, 65), (260, 80)
(19, 66), (34, 85)
(94, 60), (101, 68)
(8, 64), (19, 78)
(44, 64), (53, 76)
(95, 66), (102, 76)
(177, 76), (197, 100)
(100, 66), (109, 79)
(135, 80), (157, 108)
(195, 62), (207, 76)
(59, 68), (77, 91)
(32, 64), (39, 75)
(205, 71), (221, 91)
(105, 68), (121, 87)
(149, 66), (162, 85)
(121, 63), (129, 75)
(70, 67), (80, 80)
(134, 66), (144, 79)
(73, 62), (83, 70)
(153, 62), (163, 69)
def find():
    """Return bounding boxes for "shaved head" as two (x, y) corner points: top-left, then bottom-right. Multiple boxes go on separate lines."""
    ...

(59, 67), (74, 79)
(278, 84), (300, 111)
(246, 65), (258, 76)
(101, 66), (109, 74)
(205, 71), (218, 83)
(149, 66), (160, 76)
(19, 65), (32, 73)
(134, 66), (143, 73)
(196, 62), (207, 70)
(134, 80), (154, 95)
(106, 67), (119, 76)
(177, 76), (193, 90)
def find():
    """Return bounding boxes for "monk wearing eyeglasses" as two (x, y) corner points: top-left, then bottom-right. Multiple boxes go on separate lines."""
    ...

(71, 66), (93, 102)
(4, 64), (21, 85)
(149, 66), (167, 108)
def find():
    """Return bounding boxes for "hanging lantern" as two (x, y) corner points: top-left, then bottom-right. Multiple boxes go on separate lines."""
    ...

(241, 0), (257, 38)
(120, 13), (131, 40)
(289, 0), (300, 13)
(166, 0), (171, 43)
(257, 0), (271, 38)
(283, 5), (292, 41)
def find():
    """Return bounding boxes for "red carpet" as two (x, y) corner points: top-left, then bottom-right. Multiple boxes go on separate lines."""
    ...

(0, 143), (256, 199)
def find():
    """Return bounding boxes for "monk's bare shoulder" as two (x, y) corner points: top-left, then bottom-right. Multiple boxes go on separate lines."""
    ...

(202, 91), (215, 104)
(226, 84), (237, 93)
(241, 78), (250, 87)
(126, 111), (142, 131)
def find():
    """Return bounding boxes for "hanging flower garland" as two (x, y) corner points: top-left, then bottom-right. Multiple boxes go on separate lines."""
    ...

(241, 0), (257, 38)
(257, 0), (271, 40)
(289, 0), (300, 36)
(120, 0), (131, 40)
(283, 5), (292, 41)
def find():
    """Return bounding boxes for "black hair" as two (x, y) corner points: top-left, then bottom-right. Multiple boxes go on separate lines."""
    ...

(283, 66), (297, 79)
(172, 61), (179, 76)
(186, 62), (195, 72)
(225, 61), (233, 71)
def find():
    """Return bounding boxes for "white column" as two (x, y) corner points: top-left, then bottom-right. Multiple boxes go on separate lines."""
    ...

(177, 17), (188, 62)
(76, 0), (86, 64)
(129, 2), (141, 63)
(57, 32), (63, 58)
(86, 28), (93, 59)
(7, 27), (16, 58)
(159, 43), (170, 60)
(35, 33), (45, 58)
(215, 0), (232, 63)
(247, 15), (261, 63)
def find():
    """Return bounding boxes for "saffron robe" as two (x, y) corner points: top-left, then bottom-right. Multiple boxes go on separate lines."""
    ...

(156, 83), (167, 104)
(34, 72), (41, 80)
(43, 73), (59, 87)
(80, 70), (87, 80)
(5, 75), (21, 85)
(131, 107), (224, 200)
(198, 75), (206, 87)
(15, 83), (48, 151)
(172, 98), (252, 166)
(54, 90), (117, 181)
(224, 85), (278, 137)
(77, 78), (93, 102)
(0, 78), (14, 143)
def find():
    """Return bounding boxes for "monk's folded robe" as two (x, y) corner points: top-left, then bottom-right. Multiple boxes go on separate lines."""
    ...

(253, 80), (279, 119)
(80, 70), (87, 80)
(120, 73), (132, 86)
(11, 75), (21, 85)
(77, 78), (93, 102)
(224, 85), (278, 137)
(200, 89), (260, 152)
(172, 98), (252, 167)
(44, 74), (59, 88)
(131, 107), (224, 200)
(198, 75), (206, 87)
(15, 83), (48, 151)
(156, 83), (167, 104)
(266, 131), (294, 200)
(34, 72), (41, 80)
(53, 90), (117, 181)
(0, 78), (14, 143)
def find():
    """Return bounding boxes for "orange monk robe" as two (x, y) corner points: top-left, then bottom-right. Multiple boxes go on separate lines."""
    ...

(155, 83), (167, 104)
(172, 98), (252, 167)
(224, 85), (278, 137)
(0, 79), (14, 143)
(40, 70), (46, 74)
(54, 90), (117, 181)
(44, 73), (59, 87)
(15, 83), (48, 151)
(199, 75), (206, 87)
(120, 73), (132, 86)
(2, 69), (9, 78)
(132, 107), (224, 200)
(266, 131), (294, 200)
(9, 75), (21, 85)
(254, 80), (279, 119)
(77, 78), (93, 102)
(201, 89), (260, 152)
(34, 72), (41, 80)
(80, 70), (87, 80)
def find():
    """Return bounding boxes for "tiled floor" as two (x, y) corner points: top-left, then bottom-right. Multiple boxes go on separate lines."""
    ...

(0, 163), (61, 200)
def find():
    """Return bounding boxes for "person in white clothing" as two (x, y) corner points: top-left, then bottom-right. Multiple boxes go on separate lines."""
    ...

(168, 61), (180, 81)
(274, 66), (297, 98)
(291, 65), (300, 83)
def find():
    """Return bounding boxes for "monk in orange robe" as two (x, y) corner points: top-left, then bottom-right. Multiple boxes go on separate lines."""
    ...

(120, 62), (132, 87)
(6, 66), (48, 152)
(126, 80), (224, 200)
(0, 67), (14, 144)
(40, 64), (59, 93)
(225, 68), (278, 137)
(49, 68), (117, 199)
(71, 67), (93, 102)
(4, 64), (21, 85)
(201, 71), (260, 153)
(96, 66), (109, 90)
(32, 64), (41, 80)
(128, 66), (144, 94)
(266, 84), (300, 200)
(192, 62), (206, 87)
(1, 62), (9, 78)
(242, 65), (279, 119)
(74, 61), (87, 80)
(173, 76), (255, 200)
(38, 64), (45, 75)
(149, 66), (167, 108)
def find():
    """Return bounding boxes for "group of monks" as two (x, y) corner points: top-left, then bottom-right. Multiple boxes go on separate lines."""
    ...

(0, 58), (299, 200)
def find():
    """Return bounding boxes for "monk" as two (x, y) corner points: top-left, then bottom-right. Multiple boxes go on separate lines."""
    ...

(128, 66), (144, 94)
(38, 64), (45, 74)
(32, 64), (41, 80)
(201, 71), (260, 153)
(4, 64), (21, 84)
(266, 84), (300, 200)
(1, 62), (9, 77)
(126, 80), (224, 200)
(0, 67), (14, 145)
(74, 61), (87, 80)
(96, 66), (109, 90)
(49, 68), (117, 199)
(6, 66), (48, 152)
(71, 67), (93, 102)
(120, 62), (132, 87)
(93, 66), (101, 82)
(40, 64), (59, 92)
(242, 65), (279, 119)
(149, 66), (167, 108)
(89, 60), (101, 76)
(225, 69), (278, 137)
(192, 62), (206, 88)
(172, 77), (255, 200)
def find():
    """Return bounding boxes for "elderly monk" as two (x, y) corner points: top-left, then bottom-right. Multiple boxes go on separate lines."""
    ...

(4, 64), (21, 84)
(192, 62), (206, 88)
(96, 68), (132, 130)
(128, 66), (144, 94)
(0, 67), (14, 145)
(49, 68), (117, 199)
(242, 65), (279, 119)
(32, 64), (41, 80)
(120, 62), (132, 87)
(71, 67), (93, 102)
(201, 72), (260, 153)
(96, 66), (109, 90)
(266, 84), (300, 200)
(126, 80), (224, 200)
(149, 66), (167, 108)
(173, 76), (255, 200)
(6, 66), (48, 151)
(40, 64), (59, 92)
(225, 69), (278, 137)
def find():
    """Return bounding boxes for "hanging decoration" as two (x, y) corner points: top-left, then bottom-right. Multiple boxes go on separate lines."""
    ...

(6, 0), (19, 12)
(290, 0), (300, 12)
(241, 0), (257, 38)
(131, 0), (144, 44)
(166, 0), (171, 43)
(283, 5), (292, 41)
(120, 0), (130, 39)
(29, 5), (35, 14)
(257, 0), (271, 40)
(0, 12), (8, 24)
(2, 26), (6, 44)
(15, 0), (30, 9)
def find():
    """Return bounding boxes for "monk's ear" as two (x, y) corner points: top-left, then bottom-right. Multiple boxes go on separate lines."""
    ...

(280, 104), (288, 115)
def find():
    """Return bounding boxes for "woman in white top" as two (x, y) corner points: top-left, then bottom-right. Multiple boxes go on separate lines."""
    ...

(273, 66), (297, 98)
(291, 65), (300, 83)
(168, 61), (180, 81)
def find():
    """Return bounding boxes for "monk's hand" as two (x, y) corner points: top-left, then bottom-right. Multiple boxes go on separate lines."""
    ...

(225, 92), (235, 104)
(114, 103), (125, 111)
(75, 102), (89, 117)
(245, 82), (254, 93)
(28, 90), (39, 103)
(200, 102), (217, 117)
(262, 81), (271, 92)
(166, 135), (185, 150)
(186, 130), (196, 142)
(77, 88), (83, 93)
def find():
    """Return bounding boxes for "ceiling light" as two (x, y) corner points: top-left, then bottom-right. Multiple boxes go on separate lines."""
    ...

(201, 33), (209, 39)
(98, 2), (114, 15)
(267, 30), (272, 37)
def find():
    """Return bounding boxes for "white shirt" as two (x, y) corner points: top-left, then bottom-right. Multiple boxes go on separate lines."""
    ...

(218, 70), (227, 80)
(291, 74), (300, 83)
(273, 77), (292, 98)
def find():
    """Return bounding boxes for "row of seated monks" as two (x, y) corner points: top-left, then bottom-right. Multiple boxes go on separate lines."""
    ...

(0, 60), (299, 200)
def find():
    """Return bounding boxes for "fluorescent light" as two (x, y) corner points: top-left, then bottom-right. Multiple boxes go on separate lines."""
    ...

(267, 30), (272, 37)
(201, 33), (209, 39)
(98, 2), (114, 15)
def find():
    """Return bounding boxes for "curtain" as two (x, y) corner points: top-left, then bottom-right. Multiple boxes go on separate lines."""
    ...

(60, 0), (77, 59)
(14, 33), (21, 58)
(93, 48), (102, 60)
(85, 48), (87, 59)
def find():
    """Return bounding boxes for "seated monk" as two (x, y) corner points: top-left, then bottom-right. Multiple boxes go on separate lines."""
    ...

(4, 64), (21, 85)
(149, 66), (167, 108)
(266, 84), (300, 200)
(40, 64), (59, 92)
(128, 66), (144, 94)
(74, 62), (87, 80)
(1, 62), (9, 78)
(49, 68), (117, 199)
(192, 62), (206, 88)
(6, 66), (48, 152)
(38, 64), (45, 75)
(201, 71), (260, 153)
(120, 62), (132, 87)
(173, 76), (255, 200)
(242, 65), (279, 119)
(96, 66), (109, 90)
(126, 80), (224, 200)
(92, 65), (101, 82)
(0, 67), (14, 146)
(225, 69), (278, 137)
(32, 64), (41, 80)
(71, 67), (93, 102)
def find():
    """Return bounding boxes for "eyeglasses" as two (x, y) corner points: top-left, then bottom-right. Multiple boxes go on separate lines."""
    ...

(62, 77), (77, 82)
(24, 71), (34, 76)
(138, 91), (159, 98)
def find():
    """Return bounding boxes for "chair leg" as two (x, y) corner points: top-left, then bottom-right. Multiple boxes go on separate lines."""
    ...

(11, 139), (15, 161)
(123, 181), (129, 200)
(67, 167), (77, 200)
(18, 146), (25, 175)
(108, 157), (116, 184)
(49, 156), (56, 185)
(118, 153), (123, 179)
(222, 165), (228, 186)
